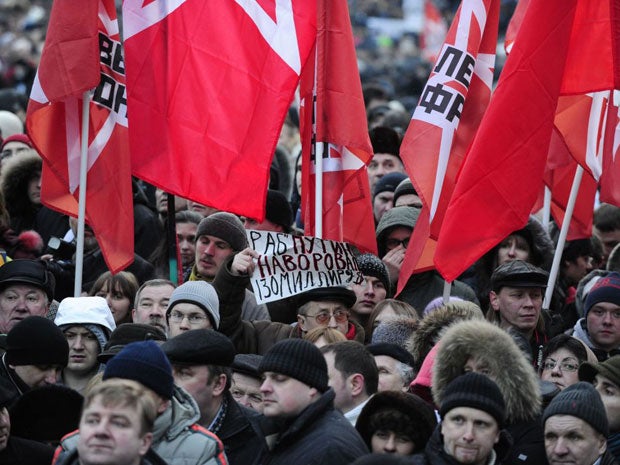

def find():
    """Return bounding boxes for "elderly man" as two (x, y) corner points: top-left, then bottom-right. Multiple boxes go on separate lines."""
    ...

(367, 343), (416, 392)
(321, 341), (378, 426)
(188, 212), (268, 321)
(231, 354), (264, 413)
(132, 279), (175, 334)
(53, 379), (166, 465)
(543, 382), (616, 465)
(579, 355), (620, 461)
(410, 372), (511, 465)
(59, 340), (227, 465)
(256, 338), (368, 464)
(0, 259), (54, 334)
(572, 272), (620, 361)
(0, 316), (68, 405)
(163, 329), (264, 465)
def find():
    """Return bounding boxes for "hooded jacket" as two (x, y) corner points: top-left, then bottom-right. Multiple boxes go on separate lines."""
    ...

(60, 386), (228, 465)
(53, 447), (169, 465)
(572, 318), (620, 361)
(433, 320), (546, 465)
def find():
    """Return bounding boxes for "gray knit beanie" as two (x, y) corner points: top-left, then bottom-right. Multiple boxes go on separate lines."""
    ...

(166, 281), (220, 329)
(196, 212), (247, 251)
(543, 381), (608, 436)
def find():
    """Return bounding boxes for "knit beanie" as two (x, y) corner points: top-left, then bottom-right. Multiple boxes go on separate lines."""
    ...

(373, 172), (407, 198)
(356, 253), (391, 295)
(543, 381), (608, 436)
(259, 339), (328, 392)
(584, 272), (620, 318)
(166, 281), (220, 329)
(103, 340), (174, 400)
(265, 190), (293, 231)
(392, 178), (417, 206)
(440, 372), (506, 427)
(6, 316), (69, 367)
(196, 212), (247, 251)
(375, 206), (420, 257)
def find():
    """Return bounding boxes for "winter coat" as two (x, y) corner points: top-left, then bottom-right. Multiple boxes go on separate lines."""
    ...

(253, 389), (368, 465)
(410, 424), (512, 465)
(60, 386), (228, 465)
(601, 449), (620, 465)
(0, 354), (28, 407)
(572, 318), (620, 361)
(433, 320), (548, 465)
(215, 392), (265, 465)
(213, 258), (365, 354)
(0, 436), (55, 465)
(53, 446), (169, 465)
(1, 151), (68, 243)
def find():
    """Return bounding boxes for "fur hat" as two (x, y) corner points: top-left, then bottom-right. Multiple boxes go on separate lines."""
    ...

(196, 212), (247, 251)
(371, 317), (419, 348)
(259, 339), (328, 392)
(166, 281), (220, 329)
(356, 391), (436, 453)
(433, 319), (541, 423)
(543, 382), (608, 436)
(369, 126), (401, 158)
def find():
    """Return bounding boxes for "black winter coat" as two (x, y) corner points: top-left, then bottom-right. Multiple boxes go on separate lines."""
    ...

(216, 393), (265, 465)
(253, 389), (368, 465)
(0, 436), (54, 465)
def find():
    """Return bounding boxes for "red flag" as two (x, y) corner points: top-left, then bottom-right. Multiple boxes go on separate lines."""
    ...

(434, 0), (578, 282)
(504, 0), (529, 55)
(397, 0), (499, 293)
(420, 0), (448, 63)
(299, 0), (377, 254)
(27, 0), (134, 273)
(123, 0), (316, 220)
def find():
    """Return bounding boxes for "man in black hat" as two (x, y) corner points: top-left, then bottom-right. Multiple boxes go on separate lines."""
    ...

(487, 259), (549, 362)
(543, 382), (615, 465)
(368, 127), (405, 193)
(256, 338), (368, 464)
(0, 316), (68, 406)
(0, 259), (55, 334)
(367, 342), (415, 393)
(162, 329), (264, 465)
(231, 354), (264, 413)
(242, 190), (293, 233)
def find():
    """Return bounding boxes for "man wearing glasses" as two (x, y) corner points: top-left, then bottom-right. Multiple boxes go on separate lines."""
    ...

(165, 281), (220, 338)
(296, 287), (361, 340)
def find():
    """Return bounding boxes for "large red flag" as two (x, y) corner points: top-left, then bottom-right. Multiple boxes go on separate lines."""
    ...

(123, 0), (316, 220)
(434, 0), (578, 282)
(299, 0), (377, 254)
(397, 0), (499, 293)
(27, 0), (134, 273)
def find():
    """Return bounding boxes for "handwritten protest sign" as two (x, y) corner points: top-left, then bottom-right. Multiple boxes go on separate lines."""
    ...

(247, 230), (364, 304)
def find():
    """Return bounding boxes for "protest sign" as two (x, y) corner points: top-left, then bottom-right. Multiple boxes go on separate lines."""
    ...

(247, 230), (364, 304)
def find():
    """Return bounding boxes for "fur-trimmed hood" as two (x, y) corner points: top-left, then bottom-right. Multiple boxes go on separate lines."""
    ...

(1, 150), (42, 217)
(407, 302), (484, 369)
(433, 320), (541, 424)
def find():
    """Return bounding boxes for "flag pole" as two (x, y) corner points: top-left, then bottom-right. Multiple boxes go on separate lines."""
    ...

(166, 193), (179, 285)
(312, 31), (323, 238)
(74, 91), (90, 297)
(542, 186), (552, 233)
(543, 165), (583, 308)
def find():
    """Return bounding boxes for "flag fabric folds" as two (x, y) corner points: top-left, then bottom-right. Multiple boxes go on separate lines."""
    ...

(123, 0), (316, 221)
(299, 0), (377, 254)
(434, 0), (578, 282)
(397, 0), (499, 293)
(27, 0), (134, 273)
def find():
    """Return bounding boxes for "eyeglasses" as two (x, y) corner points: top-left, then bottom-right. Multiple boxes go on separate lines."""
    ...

(541, 359), (580, 372)
(169, 311), (208, 325)
(304, 309), (349, 325)
(385, 238), (410, 249)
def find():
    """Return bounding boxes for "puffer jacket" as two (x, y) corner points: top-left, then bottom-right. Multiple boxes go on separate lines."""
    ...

(433, 320), (547, 465)
(410, 424), (512, 465)
(253, 389), (368, 465)
(53, 446), (169, 465)
(60, 386), (228, 465)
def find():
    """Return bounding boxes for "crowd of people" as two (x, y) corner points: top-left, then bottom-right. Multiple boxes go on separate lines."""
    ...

(1, 1), (620, 465)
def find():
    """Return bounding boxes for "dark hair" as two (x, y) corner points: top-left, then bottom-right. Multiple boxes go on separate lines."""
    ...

(321, 341), (378, 395)
(562, 239), (593, 264)
(542, 334), (588, 363)
(594, 203), (620, 232)
(175, 210), (202, 226)
(90, 272), (139, 324)
(207, 365), (232, 392)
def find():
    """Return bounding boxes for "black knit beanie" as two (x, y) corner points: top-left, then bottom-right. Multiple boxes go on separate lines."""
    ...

(355, 253), (391, 294)
(259, 339), (328, 392)
(543, 381), (608, 436)
(6, 316), (69, 367)
(196, 212), (247, 251)
(440, 372), (506, 427)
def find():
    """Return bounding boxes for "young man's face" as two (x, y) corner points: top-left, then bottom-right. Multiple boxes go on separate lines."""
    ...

(78, 396), (152, 465)
(441, 407), (500, 465)
(593, 374), (620, 433)
(65, 326), (100, 374)
(586, 302), (620, 351)
(489, 286), (543, 334)
(194, 235), (234, 279)
(260, 372), (317, 418)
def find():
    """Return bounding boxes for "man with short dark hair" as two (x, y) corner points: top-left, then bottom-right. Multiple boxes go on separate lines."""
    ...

(242, 190), (293, 233)
(543, 382), (616, 465)
(162, 329), (264, 465)
(594, 204), (620, 268)
(256, 338), (368, 464)
(321, 341), (378, 426)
